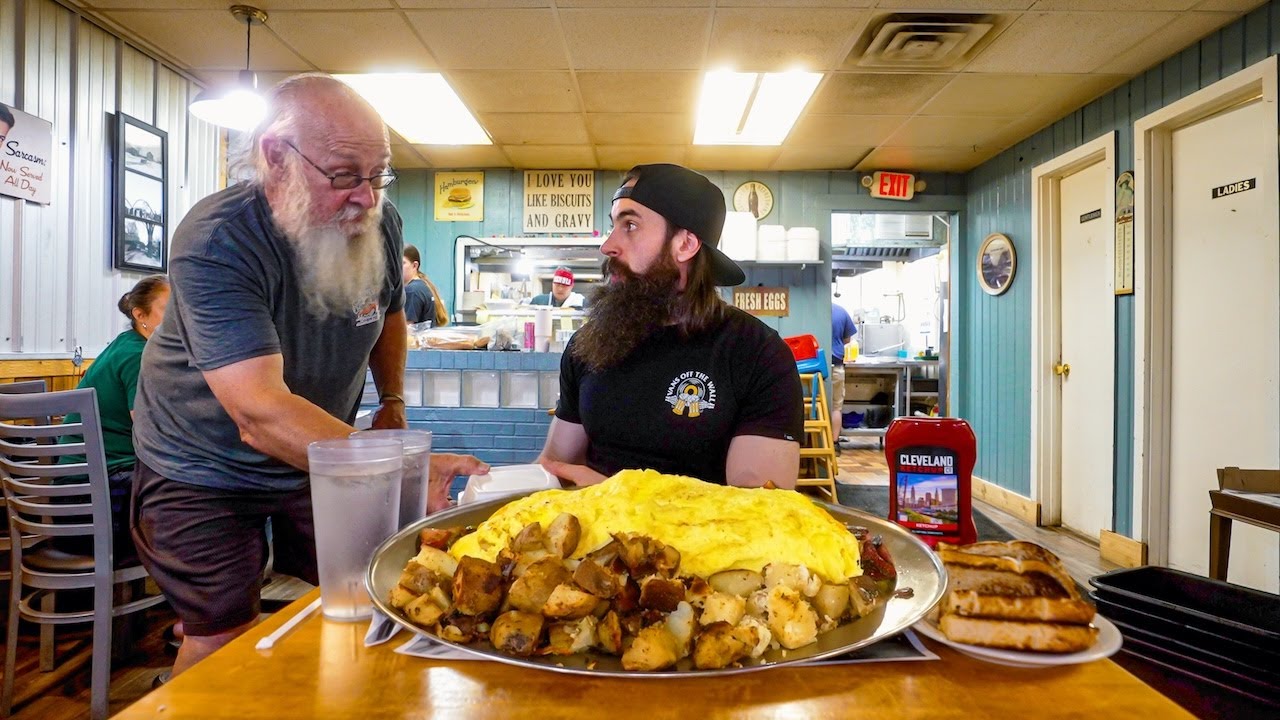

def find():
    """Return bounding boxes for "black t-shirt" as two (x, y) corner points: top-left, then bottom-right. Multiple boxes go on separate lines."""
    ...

(404, 278), (435, 324)
(556, 307), (803, 485)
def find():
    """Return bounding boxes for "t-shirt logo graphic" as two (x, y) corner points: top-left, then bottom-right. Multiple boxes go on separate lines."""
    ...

(353, 295), (381, 327)
(665, 370), (716, 418)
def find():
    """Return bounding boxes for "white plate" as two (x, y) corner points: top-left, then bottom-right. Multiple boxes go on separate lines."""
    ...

(912, 613), (1122, 668)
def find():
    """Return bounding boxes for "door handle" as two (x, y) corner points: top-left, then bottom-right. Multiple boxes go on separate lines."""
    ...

(1053, 362), (1071, 379)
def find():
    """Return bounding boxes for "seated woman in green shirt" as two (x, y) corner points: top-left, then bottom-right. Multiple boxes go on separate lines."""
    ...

(59, 274), (169, 558)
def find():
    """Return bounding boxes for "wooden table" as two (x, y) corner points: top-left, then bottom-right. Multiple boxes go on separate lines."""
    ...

(116, 590), (1190, 719)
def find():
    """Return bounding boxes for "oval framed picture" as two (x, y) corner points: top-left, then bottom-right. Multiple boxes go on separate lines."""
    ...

(977, 233), (1016, 296)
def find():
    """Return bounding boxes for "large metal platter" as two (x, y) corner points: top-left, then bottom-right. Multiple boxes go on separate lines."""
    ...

(367, 492), (946, 677)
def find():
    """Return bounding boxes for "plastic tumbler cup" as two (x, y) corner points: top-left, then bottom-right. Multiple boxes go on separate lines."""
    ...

(307, 437), (404, 621)
(350, 429), (433, 527)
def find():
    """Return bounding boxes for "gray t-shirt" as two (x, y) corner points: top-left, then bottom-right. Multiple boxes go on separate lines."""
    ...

(133, 183), (404, 492)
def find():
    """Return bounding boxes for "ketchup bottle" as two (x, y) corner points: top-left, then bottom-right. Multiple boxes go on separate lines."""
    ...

(885, 417), (977, 548)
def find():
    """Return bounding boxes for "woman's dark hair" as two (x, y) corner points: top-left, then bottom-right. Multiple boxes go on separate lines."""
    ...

(402, 244), (448, 327)
(118, 274), (169, 329)
(403, 244), (422, 267)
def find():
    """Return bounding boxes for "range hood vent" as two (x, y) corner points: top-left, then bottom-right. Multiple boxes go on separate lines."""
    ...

(856, 15), (994, 70)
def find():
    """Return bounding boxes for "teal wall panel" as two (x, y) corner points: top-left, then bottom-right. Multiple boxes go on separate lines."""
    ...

(960, 0), (1279, 537)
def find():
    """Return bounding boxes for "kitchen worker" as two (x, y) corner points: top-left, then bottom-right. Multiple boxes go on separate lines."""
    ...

(538, 163), (802, 488)
(130, 73), (486, 677)
(831, 300), (857, 453)
(529, 266), (586, 308)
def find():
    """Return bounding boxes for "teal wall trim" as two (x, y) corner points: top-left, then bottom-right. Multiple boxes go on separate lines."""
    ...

(960, 0), (1280, 537)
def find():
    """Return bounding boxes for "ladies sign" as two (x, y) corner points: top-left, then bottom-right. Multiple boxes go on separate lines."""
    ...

(0, 102), (53, 205)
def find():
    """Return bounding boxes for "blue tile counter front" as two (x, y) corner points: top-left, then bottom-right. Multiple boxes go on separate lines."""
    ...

(361, 349), (562, 466)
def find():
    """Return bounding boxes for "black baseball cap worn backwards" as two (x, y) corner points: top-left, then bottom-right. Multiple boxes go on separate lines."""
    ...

(611, 163), (746, 287)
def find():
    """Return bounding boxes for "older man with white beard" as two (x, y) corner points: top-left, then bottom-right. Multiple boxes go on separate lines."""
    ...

(130, 73), (487, 676)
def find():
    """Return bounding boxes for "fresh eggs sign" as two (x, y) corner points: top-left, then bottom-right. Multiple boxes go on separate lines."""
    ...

(523, 170), (594, 234)
(0, 102), (53, 205)
(732, 287), (790, 317)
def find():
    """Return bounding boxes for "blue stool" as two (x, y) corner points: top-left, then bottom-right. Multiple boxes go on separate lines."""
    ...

(795, 347), (829, 380)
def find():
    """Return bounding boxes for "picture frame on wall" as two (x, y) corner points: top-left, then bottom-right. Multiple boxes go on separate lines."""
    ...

(977, 232), (1016, 296)
(114, 113), (168, 273)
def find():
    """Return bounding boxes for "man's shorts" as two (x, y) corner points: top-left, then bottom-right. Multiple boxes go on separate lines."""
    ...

(130, 460), (318, 636)
(831, 362), (846, 406)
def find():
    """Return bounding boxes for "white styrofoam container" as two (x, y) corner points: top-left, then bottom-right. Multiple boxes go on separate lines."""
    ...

(460, 464), (561, 505)
(787, 226), (820, 262)
(720, 211), (758, 261)
(757, 224), (788, 261)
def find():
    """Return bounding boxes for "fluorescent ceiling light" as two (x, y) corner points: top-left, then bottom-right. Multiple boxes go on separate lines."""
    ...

(335, 73), (491, 145)
(694, 70), (822, 146)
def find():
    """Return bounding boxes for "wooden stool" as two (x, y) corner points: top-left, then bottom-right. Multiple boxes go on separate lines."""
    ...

(797, 373), (838, 504)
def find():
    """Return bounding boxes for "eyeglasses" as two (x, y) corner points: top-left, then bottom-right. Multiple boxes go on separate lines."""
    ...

(283, 140), (398, 190)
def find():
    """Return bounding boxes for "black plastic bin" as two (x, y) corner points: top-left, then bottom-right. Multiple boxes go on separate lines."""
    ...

(1090, 566), (1280, 647)
(1091, 593), (1280, 671)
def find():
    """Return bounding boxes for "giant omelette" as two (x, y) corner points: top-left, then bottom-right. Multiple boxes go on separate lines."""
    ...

(449, 470), (863, 582)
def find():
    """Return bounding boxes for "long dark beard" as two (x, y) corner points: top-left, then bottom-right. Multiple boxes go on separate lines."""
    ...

(572, 253), (681, 371)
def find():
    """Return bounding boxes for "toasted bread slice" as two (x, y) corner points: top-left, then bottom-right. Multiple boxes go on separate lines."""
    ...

(938, 614), (1099, 653)
(943, 589), (1096, 625)
(937, 542), (1081, 602)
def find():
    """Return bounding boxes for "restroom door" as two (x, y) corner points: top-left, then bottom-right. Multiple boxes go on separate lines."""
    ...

(1058, 160), (1115, 541)
(1167, 98), (1278, 592)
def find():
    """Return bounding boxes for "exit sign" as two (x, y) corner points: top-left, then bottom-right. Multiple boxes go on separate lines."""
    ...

(869, 171), (916, 201)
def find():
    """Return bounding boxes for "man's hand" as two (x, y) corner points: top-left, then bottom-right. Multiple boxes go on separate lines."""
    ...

(370, 400), (406, 430)
(540, 459), (607, 487)
(428, 453), (489, 513)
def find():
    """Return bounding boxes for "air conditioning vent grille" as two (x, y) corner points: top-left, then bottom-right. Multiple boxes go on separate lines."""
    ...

(858, 17), (992, 70)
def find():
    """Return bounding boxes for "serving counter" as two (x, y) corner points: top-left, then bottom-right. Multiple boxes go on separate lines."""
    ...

(117, 590), (1191, 719)
(841, 358), (941, 444)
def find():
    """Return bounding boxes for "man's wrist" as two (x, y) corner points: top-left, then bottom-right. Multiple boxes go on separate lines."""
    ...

(380, 392), (405, 405)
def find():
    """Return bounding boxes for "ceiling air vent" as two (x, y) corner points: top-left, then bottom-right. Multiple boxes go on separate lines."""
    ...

(857, 15), (993, 70)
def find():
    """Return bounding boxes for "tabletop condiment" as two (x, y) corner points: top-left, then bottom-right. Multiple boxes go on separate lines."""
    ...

(885, 417), (978, 548)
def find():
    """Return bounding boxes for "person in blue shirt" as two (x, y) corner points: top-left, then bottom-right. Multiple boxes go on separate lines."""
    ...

(831, 301), (857, 452)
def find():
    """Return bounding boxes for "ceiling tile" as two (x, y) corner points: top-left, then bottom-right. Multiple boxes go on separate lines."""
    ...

(717, 0), (873, 6)
(448, 72), (579, 113)
(787, 114), (908, 146)
(707, 8), (870, 71)
(856, 145), (1000, 173)
(883, 115), (1021, 148)
(685, 146), (782, 171)
(595, 145), (689, 170)
(560, 8), (711, 70)
(576, 72), (700, 113)
(808, 73), (953, 115)
(503, 145), (598, 168)
(102, 11), (312, 71)
(479, 113), (589, 145)
(771, 146), (871, 171)
(417, 145), (512, 168)
(964, 12), (1178, 74)
(872, 0), (1034, 8)
(1030, 0), (1197, 9)
(1193, 0), (1269, 8)
(269, 11), (436, 73)
(920, 73), (1125, 117)
(404, 9), (568, 70)
(1094, 12), (1239, 74)
(88, 1), (392, 8)
(399, 0), (548, 6)
(392, 145), (430, 169)
(585, 114), (691, 145)
(557, 0), (713, 5)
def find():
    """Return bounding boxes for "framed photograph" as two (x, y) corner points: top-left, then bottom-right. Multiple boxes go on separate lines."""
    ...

(977, 233), (1016, 296)
(114, 113), (168, 272)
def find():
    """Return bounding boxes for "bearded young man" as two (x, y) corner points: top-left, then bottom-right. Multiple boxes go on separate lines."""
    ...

(538, 164), (803, 489)
(130, 74), (486, 676)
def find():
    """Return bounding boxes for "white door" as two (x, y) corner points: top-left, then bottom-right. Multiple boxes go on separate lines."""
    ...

(1058, 161), (1115, 540)
(1169, 98), (1279, 592)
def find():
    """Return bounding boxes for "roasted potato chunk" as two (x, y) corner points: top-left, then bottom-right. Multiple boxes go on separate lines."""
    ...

(763, 562), (821, 597)
(693, 621), (754, 670)
(507, 558), (572, 614)
(544, 513), (582, 558)
(388, 583), (419, 610)
(572, 557), (621, 598)
(639, 576), (686, 612)
(511, 548), (553, 578)
(596, 610), (623, 655)
(699, 591), (746, 627)
(490, 611), (545, 657)
(511, 522), (546, 552)
(614, 533), (680, 578)
(542, 616), (598, 656)
(765, 585), (819, 649)
(399, 561), (447, 596)
(542, 583), (599, 620)
(452, 556), (505, 616)
(411, 546), (458, 580)
(664, 601), (695, 658)
(439, 614), (484, 644)
(621, 624), (681, 671)
(708, 569), (764, 598)
(813, 583), (850, 622)
(404, 592), (447, 628)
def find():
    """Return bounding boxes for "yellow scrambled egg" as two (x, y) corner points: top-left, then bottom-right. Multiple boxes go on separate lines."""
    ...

(449, 470), (862, 583)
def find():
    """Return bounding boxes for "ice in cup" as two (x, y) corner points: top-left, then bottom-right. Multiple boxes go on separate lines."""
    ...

(308, 437), (403, 621)
(350, 429), (434, 527)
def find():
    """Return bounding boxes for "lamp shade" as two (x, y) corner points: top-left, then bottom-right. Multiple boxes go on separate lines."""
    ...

(189, 84), (266, 132)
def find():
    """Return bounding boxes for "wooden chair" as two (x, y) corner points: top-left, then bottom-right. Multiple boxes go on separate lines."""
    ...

(797, 373), (838, 504)
(0, 387), (166, 720)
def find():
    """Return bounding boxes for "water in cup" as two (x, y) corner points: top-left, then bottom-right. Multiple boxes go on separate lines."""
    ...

(351, 429), (434, 526)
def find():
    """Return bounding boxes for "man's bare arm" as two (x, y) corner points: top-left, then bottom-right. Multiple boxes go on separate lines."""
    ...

(537, 418), (606, 486)
(725, 435), (799, 489)
(369, 309), (408, 429)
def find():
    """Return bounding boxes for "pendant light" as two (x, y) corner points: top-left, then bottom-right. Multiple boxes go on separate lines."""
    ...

(188, 5), (268, 132)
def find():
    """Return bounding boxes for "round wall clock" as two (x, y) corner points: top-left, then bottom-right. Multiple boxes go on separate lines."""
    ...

(977, 233), (1016, 296)
(733, 181), (774, 221)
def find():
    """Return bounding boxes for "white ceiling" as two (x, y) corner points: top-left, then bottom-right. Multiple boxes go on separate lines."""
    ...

(68, 0), (1266, 172)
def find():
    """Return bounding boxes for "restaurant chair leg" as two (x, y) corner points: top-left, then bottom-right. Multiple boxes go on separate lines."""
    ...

(90, 583), (112, 720)
(38, 593), (53, 672)
(2, 571), (19, 718)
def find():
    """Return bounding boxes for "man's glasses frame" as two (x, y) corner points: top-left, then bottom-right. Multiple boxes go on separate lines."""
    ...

(283, 140), (397, 190)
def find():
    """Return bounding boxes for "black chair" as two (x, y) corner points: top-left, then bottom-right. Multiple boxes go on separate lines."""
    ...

(0, 387), (165, 720)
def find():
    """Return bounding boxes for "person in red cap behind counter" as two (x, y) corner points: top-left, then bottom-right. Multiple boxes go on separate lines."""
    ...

(529, 266), (585, 308)
(538, 163), (803, 489)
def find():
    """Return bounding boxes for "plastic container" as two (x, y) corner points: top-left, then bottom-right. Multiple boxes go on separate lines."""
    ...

(786, 227), (819, 262)
(460, 463), (560, 505)
(720, 211), (758, 261)
(757, 224), (787, 261)
(783, 334), (820, 361)
(1089, 566), (1280, 646)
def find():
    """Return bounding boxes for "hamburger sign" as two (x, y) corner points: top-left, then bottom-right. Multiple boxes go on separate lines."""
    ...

(434, 171), (484, 222)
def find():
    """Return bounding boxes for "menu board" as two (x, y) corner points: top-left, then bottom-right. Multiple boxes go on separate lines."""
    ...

(523, 170), (594, 234)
